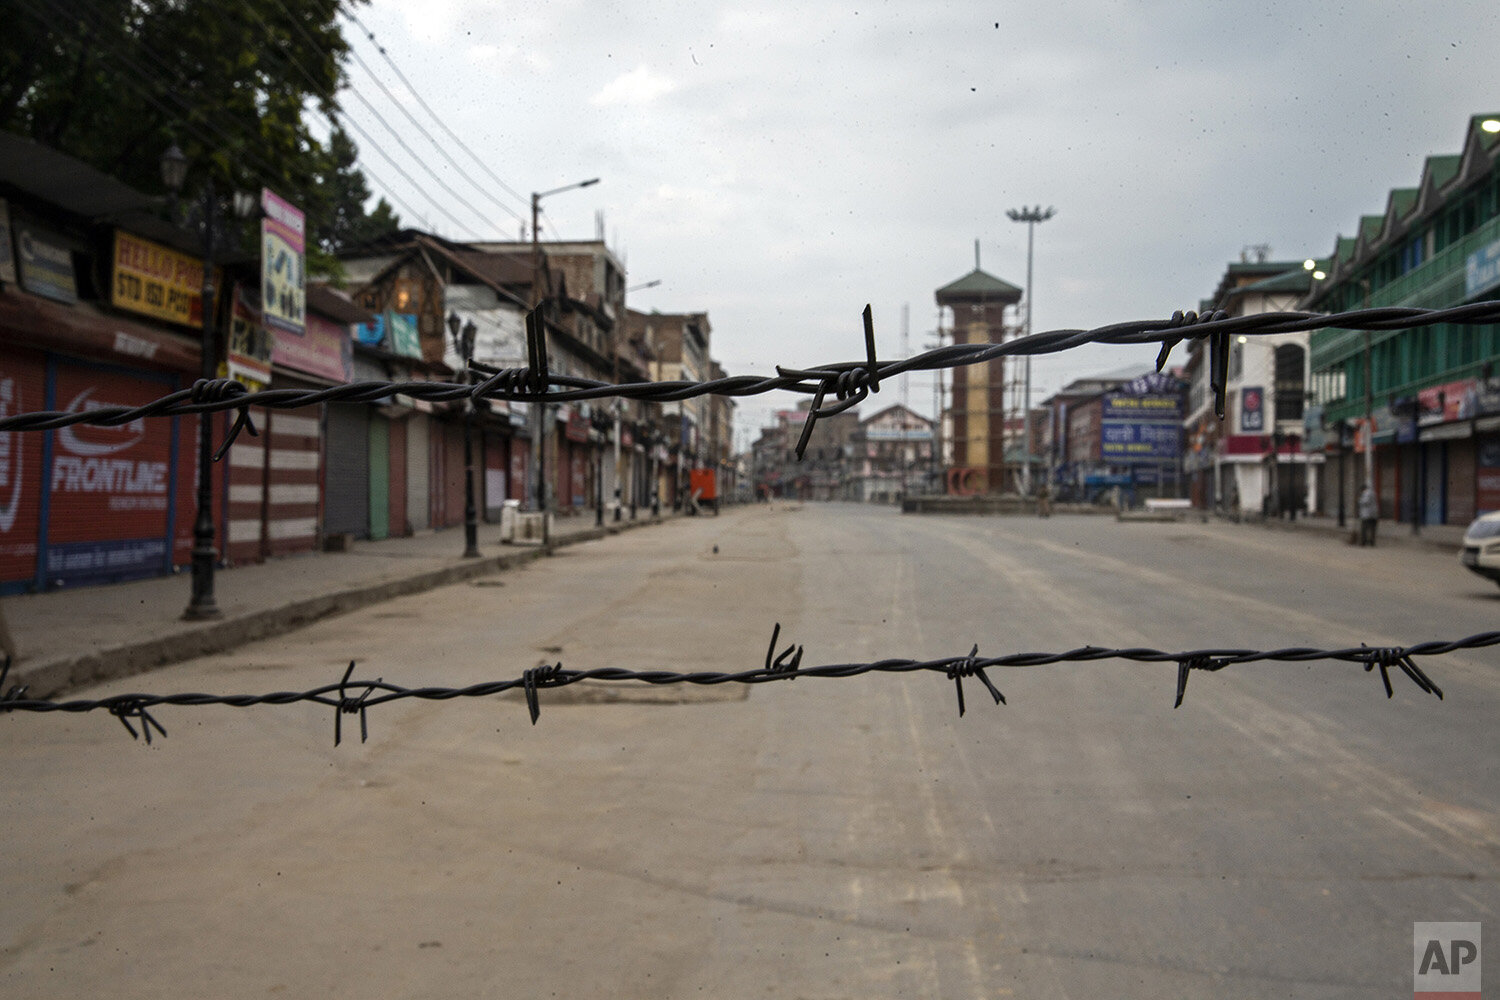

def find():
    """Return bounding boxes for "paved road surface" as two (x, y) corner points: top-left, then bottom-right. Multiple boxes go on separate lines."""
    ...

(2, 504), (1495, 998)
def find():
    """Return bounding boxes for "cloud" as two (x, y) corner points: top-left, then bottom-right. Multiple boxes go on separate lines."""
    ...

(591, 65), (676, 106)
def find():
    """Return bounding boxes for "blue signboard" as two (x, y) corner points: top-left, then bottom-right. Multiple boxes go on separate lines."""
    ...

(1100, 375), (1183, 465)
(1101, 420), (1180, 462)
(45, 538), (169, 587)
(355, 312), (385, 346)
(1467, 237), (1500, 299)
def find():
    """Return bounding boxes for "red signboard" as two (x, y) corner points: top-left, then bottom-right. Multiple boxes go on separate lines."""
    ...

(509, 444), (527, 501)
(273, 312), (353, 384)
(1417, 378), (1480, 425)
(565, 409), (591, 443)
(46, 367), (177, 584)
(0, 349), (46, 585)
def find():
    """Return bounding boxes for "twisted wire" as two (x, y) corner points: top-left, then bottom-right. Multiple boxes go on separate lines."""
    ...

(1, 630), (1491, 744)
(3, 302), (1496, 442)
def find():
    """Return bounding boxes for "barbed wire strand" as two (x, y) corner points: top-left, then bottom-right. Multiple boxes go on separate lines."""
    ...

(1, 630), (1491, 746)
(5, 302), (1500, 463)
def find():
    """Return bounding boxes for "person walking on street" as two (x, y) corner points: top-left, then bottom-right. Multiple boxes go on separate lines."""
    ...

(1036, 481), (1052, 518)
(1357, 482), (1379, 547)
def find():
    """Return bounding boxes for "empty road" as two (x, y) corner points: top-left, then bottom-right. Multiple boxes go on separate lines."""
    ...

(2, 504), (1496, 998)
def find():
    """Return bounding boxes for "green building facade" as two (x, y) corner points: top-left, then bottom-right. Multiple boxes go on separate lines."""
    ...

(1306, 114), (1500, 526)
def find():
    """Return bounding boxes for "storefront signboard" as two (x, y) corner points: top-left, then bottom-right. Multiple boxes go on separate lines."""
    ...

(111, 230), (209, 326)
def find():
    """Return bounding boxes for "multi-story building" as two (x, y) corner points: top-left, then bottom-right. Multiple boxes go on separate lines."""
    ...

(472, 239), (627, 516)
(339, 230), (534, 532)
(850, 404), (934, 503)
(750, 403), (863, 500)
(705, 361), (737, 503)
(626, 309), (712, 509)
(1181, 255), (1319, 518)
(1305, 113), (1500, 526)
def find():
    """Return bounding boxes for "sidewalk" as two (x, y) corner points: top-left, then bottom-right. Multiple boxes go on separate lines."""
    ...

(2, 510), (674, 699)
(1222, 511), (1468, 553)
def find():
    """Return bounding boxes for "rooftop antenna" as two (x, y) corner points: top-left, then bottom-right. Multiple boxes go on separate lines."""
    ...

(975, 238), (981, 270)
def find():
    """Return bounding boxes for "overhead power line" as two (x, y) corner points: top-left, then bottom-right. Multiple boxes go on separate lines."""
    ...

(252, 0), (501, 238)
(338, 3), (533, 216)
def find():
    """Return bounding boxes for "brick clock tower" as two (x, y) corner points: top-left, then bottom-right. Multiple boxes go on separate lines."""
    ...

(935, 264), (1022, 495)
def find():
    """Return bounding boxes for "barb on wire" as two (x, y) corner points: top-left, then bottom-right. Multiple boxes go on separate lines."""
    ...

(9, 301), (1498, 456)
(110, 698), (167, 744)
(765, 622), (804, 678)
(1360, 644), (1444, 701)
(334, 660), (380, 746)
(1173, 654), (1228, 709)
(1, 631), (1490, 745)
(946, 644), (1005, 717)
(522, 662), (562, 725)
(782, 305), (882, 459)
(191, 378), (259, 461)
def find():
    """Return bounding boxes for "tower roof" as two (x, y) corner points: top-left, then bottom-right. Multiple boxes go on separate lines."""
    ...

(935, 268), (1022, 305)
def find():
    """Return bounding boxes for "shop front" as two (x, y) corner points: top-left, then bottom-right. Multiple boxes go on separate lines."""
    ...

(0, 290), (211, 593)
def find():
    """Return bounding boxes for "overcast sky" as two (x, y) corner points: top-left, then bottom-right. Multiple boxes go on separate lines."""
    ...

(343, 0), (1499, 445)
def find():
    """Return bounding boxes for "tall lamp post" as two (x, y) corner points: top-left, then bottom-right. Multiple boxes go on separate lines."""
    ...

(1007, 205), (1056, 497)
(447, 312), (481, 558)
(529, 178), (600, 543)
(161, 143), (254, 621)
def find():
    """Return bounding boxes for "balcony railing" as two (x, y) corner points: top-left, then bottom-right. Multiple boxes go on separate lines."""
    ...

(1311, 211), (1500, 371)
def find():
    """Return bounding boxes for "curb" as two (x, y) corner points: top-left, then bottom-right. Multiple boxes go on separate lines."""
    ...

(17, 515), (668, 699)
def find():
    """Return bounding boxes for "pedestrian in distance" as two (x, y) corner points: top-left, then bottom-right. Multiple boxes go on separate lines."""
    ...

(1357, 482), (1379, 547)
(1036, 481), (1052, 518)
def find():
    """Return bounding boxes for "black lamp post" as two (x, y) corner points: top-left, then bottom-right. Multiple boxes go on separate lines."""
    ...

(447, 311), (481, 559)
(162, 143), (253, 621)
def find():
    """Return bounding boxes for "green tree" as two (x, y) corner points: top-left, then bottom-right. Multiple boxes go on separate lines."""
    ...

(0, 0), (396, 267)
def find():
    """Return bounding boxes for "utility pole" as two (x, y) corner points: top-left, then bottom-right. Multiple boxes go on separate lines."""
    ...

(529, 177), (600, 545)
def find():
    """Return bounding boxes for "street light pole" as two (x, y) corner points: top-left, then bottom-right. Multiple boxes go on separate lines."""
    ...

(1007, 205), (1055, 498)
(447, 312), (481, 559)
(185, 176), (221, 620)
(529, 178), (600, 545)
(162, 144), (252, 621)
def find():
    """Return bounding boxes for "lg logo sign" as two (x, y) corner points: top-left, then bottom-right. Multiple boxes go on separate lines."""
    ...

(1414, 922), (1481, 998)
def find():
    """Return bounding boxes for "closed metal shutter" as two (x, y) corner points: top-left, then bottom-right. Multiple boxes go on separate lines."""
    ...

(368, 416), (390, 540)
(44, 361), (180, 587)
(388, 417), (407, 535)
(0, 346), (49, 590)
(405, 413), (430, 531)
(324, 403), (369, 538)
(264, 407), (321, 557)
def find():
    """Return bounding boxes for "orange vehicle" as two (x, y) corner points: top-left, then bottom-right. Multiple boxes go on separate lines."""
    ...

(689, 469), (719, 514)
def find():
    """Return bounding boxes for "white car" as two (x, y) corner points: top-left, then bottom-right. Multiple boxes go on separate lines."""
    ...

(1460, 510), (1500, 587)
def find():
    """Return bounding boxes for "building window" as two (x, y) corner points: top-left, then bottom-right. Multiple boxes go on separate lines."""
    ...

(1274, 344), (1305, 421)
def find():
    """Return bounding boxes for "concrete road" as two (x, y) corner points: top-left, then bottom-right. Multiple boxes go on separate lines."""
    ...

(2, 504), (1496, 998)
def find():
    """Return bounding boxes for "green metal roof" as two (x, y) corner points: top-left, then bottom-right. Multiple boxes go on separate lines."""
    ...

(1238, 267), (1314, 295)
(1422, 154), (1461, 191)
(935, 268), (1022, 304)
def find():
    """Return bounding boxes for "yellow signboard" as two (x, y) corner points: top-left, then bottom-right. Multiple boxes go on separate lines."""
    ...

(110, 230), (213, 327)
